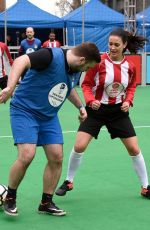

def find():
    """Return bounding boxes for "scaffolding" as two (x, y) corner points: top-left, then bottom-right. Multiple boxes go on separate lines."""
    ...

(124, 0), (137, 33)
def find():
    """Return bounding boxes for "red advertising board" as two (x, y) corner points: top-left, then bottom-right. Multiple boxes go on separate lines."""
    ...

(125, 55), (142, 85)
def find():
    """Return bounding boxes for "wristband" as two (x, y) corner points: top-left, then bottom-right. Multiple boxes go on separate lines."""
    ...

(78, 105), (85, 110)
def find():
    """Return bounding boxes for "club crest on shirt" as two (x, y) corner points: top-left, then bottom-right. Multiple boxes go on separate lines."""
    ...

(105, 82), (124, 98)
(48, 83), (68, 107)
(26, 48), (35, 54)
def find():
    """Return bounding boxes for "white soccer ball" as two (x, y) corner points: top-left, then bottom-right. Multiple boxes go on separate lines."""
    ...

(0, 184), (8, 206)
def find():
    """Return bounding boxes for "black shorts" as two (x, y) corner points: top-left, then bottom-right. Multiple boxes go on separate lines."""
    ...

(0, 76), (8, 90)
(78, 104), (136, 139)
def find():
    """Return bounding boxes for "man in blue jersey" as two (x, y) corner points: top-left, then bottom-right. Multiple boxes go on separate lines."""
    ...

(0, 42), (100, 217)
(18, 27), (41, 56)
(18, 27), (41, 80)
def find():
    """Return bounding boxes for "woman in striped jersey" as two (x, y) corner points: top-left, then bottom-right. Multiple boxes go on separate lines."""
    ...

(56, 28), (150, 199)
(0, 42), (13, 89)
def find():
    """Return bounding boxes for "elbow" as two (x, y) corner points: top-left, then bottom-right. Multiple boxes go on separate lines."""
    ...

(14, 55), (31, 69)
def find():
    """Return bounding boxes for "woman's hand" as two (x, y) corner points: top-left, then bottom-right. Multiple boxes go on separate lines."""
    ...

(91, 100), (101, 110)
(121, 101), (130, 112)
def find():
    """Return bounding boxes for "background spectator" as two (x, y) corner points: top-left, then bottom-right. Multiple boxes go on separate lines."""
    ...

(18, 27), (41, 56)
(42, 32), (61, 48)
(7, 35), (15, 46)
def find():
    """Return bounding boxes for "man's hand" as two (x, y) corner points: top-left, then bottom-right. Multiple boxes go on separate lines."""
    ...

(78, 107), (87, 123)
(121, 101), (130, 112)
(91, 100), (101, 110)
(0, 87), (12, 103)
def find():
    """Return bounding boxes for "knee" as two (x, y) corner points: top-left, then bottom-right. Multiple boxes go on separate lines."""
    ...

(50, 152), (63, 164)
(74, 143), (86, 153)
(127, 146), (140, 156)
(18, 154), (34, 168)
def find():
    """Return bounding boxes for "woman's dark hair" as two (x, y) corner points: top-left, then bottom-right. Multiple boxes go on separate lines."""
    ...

(109, 28), (148, 54)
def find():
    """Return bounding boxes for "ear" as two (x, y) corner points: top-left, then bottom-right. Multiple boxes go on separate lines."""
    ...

(79, 57), (86, 64)
(124, 41), (127, 49)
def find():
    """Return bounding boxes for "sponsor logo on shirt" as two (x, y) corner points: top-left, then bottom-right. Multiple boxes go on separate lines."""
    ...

(48, 83), (68, 107)
(105, 82), (124, 98)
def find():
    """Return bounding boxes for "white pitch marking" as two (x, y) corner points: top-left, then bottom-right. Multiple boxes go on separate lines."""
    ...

(0, 126), (150, 138)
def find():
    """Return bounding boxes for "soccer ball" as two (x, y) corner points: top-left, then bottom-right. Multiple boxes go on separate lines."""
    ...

(0, 184), (8, 206)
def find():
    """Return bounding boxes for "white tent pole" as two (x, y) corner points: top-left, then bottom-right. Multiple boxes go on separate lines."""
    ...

(142, 0), (146, 51)
(63, 28), (65, 46)
(82, 0), (85, 43)
(73, 28), (75, 46)
(66, 27), (68, 46)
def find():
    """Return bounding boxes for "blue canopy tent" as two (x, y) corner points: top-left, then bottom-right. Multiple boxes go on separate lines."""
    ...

(63, 0), (124, 51)
(0, 0), (64, 28)
(0, 0), (64, 44)
(136, 7), (150, 52)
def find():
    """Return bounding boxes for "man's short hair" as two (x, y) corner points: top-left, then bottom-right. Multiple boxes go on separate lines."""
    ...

(72, 42), (100, 63)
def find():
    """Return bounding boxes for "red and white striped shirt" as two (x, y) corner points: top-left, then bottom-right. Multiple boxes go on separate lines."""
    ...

(42, 40), (61, 48)
(0, 42), (13, 79)
(82, 53), (137, 106)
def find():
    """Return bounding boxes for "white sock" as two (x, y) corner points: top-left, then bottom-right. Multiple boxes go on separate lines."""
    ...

(131, 151), (149, 188)
(66, 147), (84, 183)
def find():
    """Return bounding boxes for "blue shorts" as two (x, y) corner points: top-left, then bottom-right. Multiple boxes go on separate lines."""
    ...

(10, 107), (63, 145)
